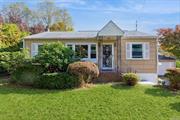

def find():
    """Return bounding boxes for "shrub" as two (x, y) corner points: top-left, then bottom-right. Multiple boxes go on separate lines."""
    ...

(176, 60), (180, 68)
(67, 61), (99, 84)
(34, 73), (80, 89)
(122, 73), (139, 86)
(165, 68), (180, 90)
(0, 49), (30, 73)
(11, 63), (43, 85)
(35, 42), (74, 72)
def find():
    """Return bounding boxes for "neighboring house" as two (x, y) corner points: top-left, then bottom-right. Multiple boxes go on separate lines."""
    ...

(158, 55), (176, 76)
(24, 20), (158, 82)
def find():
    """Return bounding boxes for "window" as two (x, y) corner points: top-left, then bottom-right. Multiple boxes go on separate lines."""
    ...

(126, 42), (149, 60)
(67, 44), (73, 50)
(75, 45), (88, 58)
(132, 44), (143, 58)
(91, 44), (96, 59)
(31, 43), (43, 57)
(66, 43), (97, 62)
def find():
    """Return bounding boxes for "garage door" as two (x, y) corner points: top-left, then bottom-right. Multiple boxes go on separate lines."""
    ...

(158, 62), (175, 76)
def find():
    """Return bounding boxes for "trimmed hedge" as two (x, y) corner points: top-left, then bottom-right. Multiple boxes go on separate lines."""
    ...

(122, 73), (139, 86)
(165, 68), (180, 90)
(67, 61), (99, 84)
(11, 64), (43, 85)
(34, 73), (80, 89)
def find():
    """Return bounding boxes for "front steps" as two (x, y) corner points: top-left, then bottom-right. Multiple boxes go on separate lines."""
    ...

(95, 71), (122, 83)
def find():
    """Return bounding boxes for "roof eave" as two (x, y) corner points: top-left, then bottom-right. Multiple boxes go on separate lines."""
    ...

(122, 36), (157, 39)
(24, 37), (97, 40)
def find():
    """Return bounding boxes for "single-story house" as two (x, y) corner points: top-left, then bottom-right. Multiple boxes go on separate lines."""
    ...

(24, 20), (158, 82)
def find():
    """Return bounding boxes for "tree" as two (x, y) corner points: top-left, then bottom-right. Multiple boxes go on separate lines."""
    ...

(158, 25), (180, 59)
(0, 15), (3, 24)
(0, 23), (28, 48)
(1, 1), (74, 33)
(50, 9), (73, 31)
(2, 2), (32, 31)
(37, 0), (61, 31)
(29, 23), (46, 34)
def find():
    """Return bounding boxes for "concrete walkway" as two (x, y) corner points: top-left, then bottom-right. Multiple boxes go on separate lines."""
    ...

(139, 81), (157, 85)
(139, 80), (157, 85)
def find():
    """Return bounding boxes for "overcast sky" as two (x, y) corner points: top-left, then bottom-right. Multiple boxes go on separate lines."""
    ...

(0, 0), (180, 35)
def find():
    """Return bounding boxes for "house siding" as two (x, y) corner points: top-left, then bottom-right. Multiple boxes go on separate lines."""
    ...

(120, 38), (157, 73)
(24, 39), (97, 55)
(24, 37), (157, 74)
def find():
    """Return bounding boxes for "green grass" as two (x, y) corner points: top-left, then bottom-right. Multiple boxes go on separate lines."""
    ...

(0, 82), (179, 120)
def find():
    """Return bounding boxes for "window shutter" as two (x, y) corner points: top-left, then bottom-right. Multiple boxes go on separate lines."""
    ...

(31, 43), (38, 57)
(144, 43), (150, 59)
(126, 43), (131, 59)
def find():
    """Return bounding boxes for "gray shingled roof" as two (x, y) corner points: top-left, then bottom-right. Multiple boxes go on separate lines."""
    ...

(124, 30), (151, 36)
(25, 31), (98, 39)
(24, 21), (156, 39)
(25, 30), (156, 39)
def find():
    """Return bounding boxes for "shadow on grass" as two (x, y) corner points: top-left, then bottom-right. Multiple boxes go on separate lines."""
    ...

(111, 83), (134, 90)
(169, 102), (180, 112)
(0, 85), (60, 95)
(144, 87), (174, 97)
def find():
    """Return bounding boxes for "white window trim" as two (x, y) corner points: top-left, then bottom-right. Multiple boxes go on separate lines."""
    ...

(31, 43), (43, 57)
(126, 42), (150, 60)
(66, 43), (98, 63)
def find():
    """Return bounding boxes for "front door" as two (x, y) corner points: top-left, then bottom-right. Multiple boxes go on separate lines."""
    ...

(102, 44), (114, 70)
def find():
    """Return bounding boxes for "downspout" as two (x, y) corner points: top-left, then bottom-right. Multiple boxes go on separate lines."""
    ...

(117, 36), (121, 73)
(22, 39), (25, 49)
(116, 36), (119, 73)
(97, 33), (103, 71)
(156, 36), (159, 77)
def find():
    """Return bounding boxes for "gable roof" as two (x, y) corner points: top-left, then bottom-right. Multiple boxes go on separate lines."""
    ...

(24, 20), (157, 40)
(98, 20), (124, 36)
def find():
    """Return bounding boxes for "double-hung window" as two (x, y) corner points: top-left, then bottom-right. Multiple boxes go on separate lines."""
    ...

(31, 43), (43, 57)
(90, 44), (96, 59)
(66, 43), (97, 62)
(132, 44), (143, 58)
(75, 45), (88, 58)
(126, 42), (149, 59)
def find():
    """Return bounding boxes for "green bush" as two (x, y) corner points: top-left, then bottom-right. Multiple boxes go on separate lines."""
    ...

(11, 63), (43, 85)
(0, 49), (30, 73)
(0, 41), (23, 52)
(35, 42), (74, 72)
(122, 73), (139, 86)
(176, 60), (180, 68)
(34, 73), (80, 89)
(165, 68), (180, 90)
(67, 62), (99, 84)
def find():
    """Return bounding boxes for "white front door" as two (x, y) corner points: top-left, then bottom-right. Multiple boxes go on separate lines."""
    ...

(102, 43), (114, 70)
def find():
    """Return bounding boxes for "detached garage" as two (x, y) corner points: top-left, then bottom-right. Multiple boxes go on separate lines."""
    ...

(158, 55), (176, 76)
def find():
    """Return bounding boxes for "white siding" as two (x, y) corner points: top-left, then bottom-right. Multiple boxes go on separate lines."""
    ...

(158, 62), (176, 76)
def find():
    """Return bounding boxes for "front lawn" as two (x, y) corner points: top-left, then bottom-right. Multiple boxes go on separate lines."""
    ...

(0, 81), (179, 120)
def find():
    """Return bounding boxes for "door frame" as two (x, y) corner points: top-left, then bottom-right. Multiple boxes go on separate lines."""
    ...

(101, 43), (114, 70)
